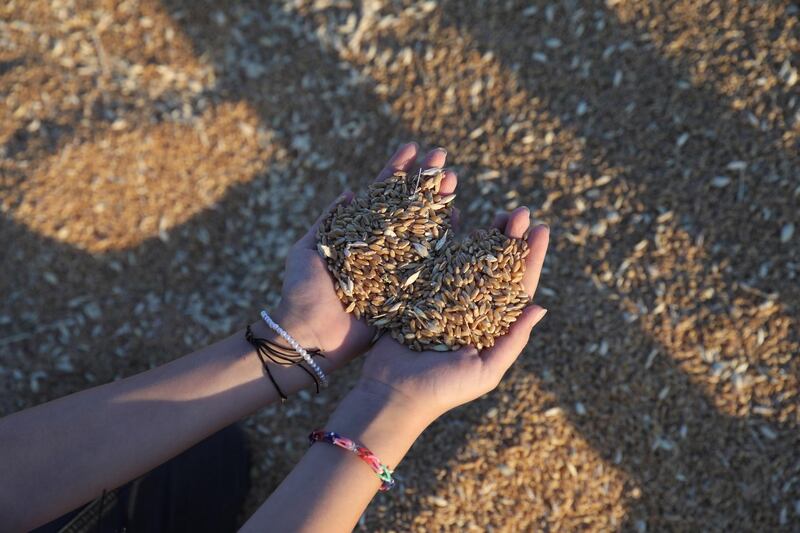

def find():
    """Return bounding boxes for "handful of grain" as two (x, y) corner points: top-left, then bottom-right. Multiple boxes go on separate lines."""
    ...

(317, 169), (530, 351)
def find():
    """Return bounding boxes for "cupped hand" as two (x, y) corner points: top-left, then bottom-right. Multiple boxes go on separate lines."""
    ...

(273, 143), (459, 372)
(357, 207), (550, 423)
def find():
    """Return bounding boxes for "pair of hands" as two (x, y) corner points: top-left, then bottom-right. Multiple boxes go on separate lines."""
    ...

(276, 143), (549, 424)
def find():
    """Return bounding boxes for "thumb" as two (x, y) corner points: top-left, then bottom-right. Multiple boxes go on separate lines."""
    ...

(480, 304), (547, 375)
(296, 190), (354, 249)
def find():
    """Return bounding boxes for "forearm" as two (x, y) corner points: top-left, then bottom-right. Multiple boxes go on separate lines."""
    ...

(0, 311), (318, 531)
(242, 383), (433, 533)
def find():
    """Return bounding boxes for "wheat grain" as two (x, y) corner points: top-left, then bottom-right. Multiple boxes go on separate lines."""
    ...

(318, 169), (529, 351)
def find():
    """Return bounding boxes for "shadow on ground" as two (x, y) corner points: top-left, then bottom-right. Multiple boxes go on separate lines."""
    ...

(425, 1), (799, 530)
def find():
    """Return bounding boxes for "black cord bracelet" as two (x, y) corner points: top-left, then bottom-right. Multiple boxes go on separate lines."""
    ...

(244, 325), (325, 401)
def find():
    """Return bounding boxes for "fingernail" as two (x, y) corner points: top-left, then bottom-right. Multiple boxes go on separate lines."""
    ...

(530, 220), (549, 230)
(393, 142), (416, 156)
(531, 306), (548, 324)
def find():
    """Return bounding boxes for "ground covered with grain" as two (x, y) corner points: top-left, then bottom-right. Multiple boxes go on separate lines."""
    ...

(1, 1), (798, 531)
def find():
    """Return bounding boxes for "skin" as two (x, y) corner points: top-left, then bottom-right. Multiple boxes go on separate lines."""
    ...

(0, 144), (549, 532)
(244, 200), (549, 533)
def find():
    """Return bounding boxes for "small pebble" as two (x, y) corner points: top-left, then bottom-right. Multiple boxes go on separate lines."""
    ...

(780, 223), (794, 243)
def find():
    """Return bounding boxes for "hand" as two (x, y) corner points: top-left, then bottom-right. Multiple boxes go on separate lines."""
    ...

(357, 207), (549, 424)
(271, 143), (459, 372)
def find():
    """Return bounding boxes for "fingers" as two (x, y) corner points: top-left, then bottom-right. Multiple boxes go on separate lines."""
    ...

(504, 206), (530, 239)
(493, 207), (549, 297)
(439, 169), (457, 195)
(376, 142), (418, 182)
(306, 144), (457, 251)
(492, 212), (510, 231)
(523, 224), (549, 298)
(378, 144), (456, 195)
(480, 304), (548, 375)
(296, 191), (354, 249)
(420, 147), (447, 170)
(416, 147), (453, 194)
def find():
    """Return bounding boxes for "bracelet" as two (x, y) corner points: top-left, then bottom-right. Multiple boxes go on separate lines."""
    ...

(260, 310), (329, 389)
(245, 326), (325, 400)
(308, 430), (395, 491)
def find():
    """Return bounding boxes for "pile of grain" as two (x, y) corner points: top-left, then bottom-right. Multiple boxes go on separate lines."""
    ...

(317, 168), (529, 351)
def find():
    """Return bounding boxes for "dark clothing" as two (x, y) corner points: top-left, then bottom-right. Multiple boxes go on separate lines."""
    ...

(34, 425), (250, 533)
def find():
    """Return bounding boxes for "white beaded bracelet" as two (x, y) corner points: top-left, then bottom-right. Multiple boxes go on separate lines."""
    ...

(260, 310), (328, 389)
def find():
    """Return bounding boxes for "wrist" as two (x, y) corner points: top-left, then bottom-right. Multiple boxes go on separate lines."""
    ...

(245, 308), (328, 399)
(268, 303), (323, 352)
(324, 385), (432, 469)
(251, 305), (327, 375)
(353, 377), (445, 427)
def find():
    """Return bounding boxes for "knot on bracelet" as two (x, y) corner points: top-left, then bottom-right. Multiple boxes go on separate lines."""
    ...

(245, 325), (325, 400)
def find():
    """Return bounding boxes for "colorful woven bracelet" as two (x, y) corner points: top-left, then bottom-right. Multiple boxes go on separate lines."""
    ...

(309, 430), (395, 491)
